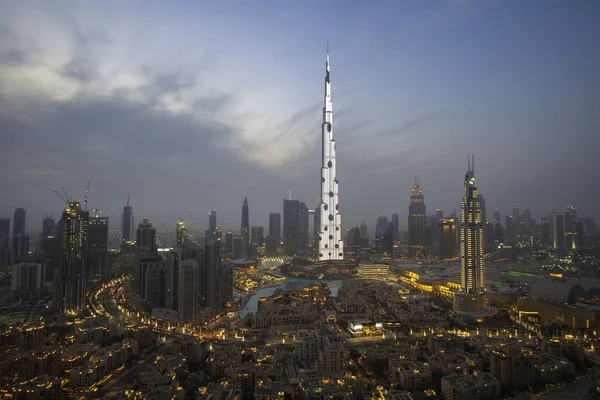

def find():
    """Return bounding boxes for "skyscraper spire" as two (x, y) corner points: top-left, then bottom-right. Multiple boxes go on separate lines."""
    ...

(318, 46), (343, 261)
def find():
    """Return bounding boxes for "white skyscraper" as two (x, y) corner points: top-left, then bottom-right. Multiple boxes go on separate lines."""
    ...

(318, 47), (344, 261)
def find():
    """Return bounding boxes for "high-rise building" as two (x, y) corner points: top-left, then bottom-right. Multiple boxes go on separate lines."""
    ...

(553, 212), (566, 250)
(0, 218), (9, 267)
(375, 216), (393, 256)
(176, 219), (188, 247)
(178, 259), (198, 322)
(56, 201), (89, 314)
(200, 241), (231, 310)
(12, 208), (28, 262)
(477, 194), (487, 223)
(573, 220), (584, 249)
(493, 209), (501, 224)
(251, 226), (264, 247)
(269, 212), (281, 241)
(206, 211), (218, 244)
(164, 249), (182, 311)
(241, 198), (249, 258)
(136, 217), (157, 255)
(346, 227), (361, 253)
(408, 177), (427, 258)
(224, 230), (233, 254)
(42, 215), (56, 237)
(439, 218), (458, 261)
(11, 263), (45, 295)
(121, 195), (134, 242)
(540, 216), (551, 247)
(392, 213), (399, 244)
(317, 49), (343, 261)
(87, 215), (109, 280)
(359, 221), (368, 238)
(40, 215), (58, 282)
(454, 156), (487, 317)
(283, 199), (309, 255)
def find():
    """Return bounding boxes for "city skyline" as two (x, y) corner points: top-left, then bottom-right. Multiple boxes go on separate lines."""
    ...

(1, 1), (599, 231)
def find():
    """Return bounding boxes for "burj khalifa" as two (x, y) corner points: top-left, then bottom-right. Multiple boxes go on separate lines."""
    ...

(318, 48), (344, 261)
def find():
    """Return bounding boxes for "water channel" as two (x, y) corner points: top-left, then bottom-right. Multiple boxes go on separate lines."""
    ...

(237, 278), (344, 319)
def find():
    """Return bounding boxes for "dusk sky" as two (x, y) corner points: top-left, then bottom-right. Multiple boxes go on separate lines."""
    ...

(1, 0), (599, 233)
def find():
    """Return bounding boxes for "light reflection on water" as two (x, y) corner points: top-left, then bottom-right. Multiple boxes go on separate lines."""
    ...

(237, 278), (343, 319)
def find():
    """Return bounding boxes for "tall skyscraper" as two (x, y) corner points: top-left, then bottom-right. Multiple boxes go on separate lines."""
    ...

(392, 213), (399, 244)
(200, 241), (231, 310)
(56, 201), (89, 314)
(206, 211), (218, 244)
(12, 208), (27, 262)
(121, 195), (134, 242)
(269, 212), (281, 241)
(375, 216), (393, 256)
(40, 216), (59, 282)
(408, 177), (427, 258)
(283, 199), (309, 255)
(241, 198), (249, 258)
(42, 215), (56, 237)
(439, 218), (458, 261)
(540, 216), (551, 247)
(136, 217), (157, 255)
(178, 259), (198, 322)
(477, 194), (487, 223)
(164, 249), (182, 311)
(454, 156), (487, 317)
(359, 221), (368, 238)
(87, 215), (109, 280)
(317, 48), (343, 261)
(493, 209), (501, 224)
(176, 219), (188, 247)
(0, 218), (9, 267)
(553, 212), (566, 250)
(251, 226), (264, 247)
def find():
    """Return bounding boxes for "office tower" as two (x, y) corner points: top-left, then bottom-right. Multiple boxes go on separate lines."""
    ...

(240, 198), (250, 258)
(408, 176), (427, 258)
(553, 212), (566, 250)
(493, 209), (501, 224)
(494, 222), (504, 243)
(359, 221), (368, 238)
(564, 206), (576, 249)
(391, 213), (399, 244)
(232, 235), (243, 260)
(573, 220), (584, 249)
(142, 256), (166, 309)
(164, 249), (182, 311)
(136, 217), (157, 255)
(121, 195), (134, 242)
(40, 217), (59, 282)
(375, 216), (393, 256)
(582, 218), (597, 238)
(540, 216), (551, 247)
(485, 221), (495, 251)
(251, 226), (264, 247)
(439, 218), (458, 261)
(201, 241), (230, 309)
(0, 218), (9, 267)
(428, 215), (440, 249)
(436, 208), (444, 219)
(477, 194), (487, 223)
(505, 215), (515, 244)
(224, 230), (233, 254)
(206, 211), (218, 244)
(346, 227), (361, 253)
(12, 208), (27, 262)
(87, 215), (109, 280)
(56, 201), (89, 314)
(283, 199), (309, 255)
(269, 212), (281, 241)
(209, 211), (217, 232)
(178, 259), (198, 322)
(176, 219), (188, 247)
(566, 204), (577, 221)
(317, 48), (344, 261)
(453, 156), (487, 317)
(42, 215), (56, 237)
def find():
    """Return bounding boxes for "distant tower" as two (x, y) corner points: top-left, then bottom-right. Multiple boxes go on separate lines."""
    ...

(439, 218), (458, 261)
(375, 216), (393, 256)
(206, 210), (218, 244)
(454, 155), (487, 318)
(88, 213), (109, 279)
(0, 218), (9, 267)
(283, 199), (309, 256)
(391, 213), (399, 244)
(121, 195), (134, 242)
(359, 221), (368, 238)
(317, 47), (344, 261)
(136, 217), (157, 255)
(408, 176), (427, 258)
(56, 201), (89, 314)
(477, 194), (487, 223)
(12, 208), (27, 262)
(241, 198), (249, 258)
(553, 212), (566, 250)
(176, 219), (188, 247)
(178, 259), (198, 322)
